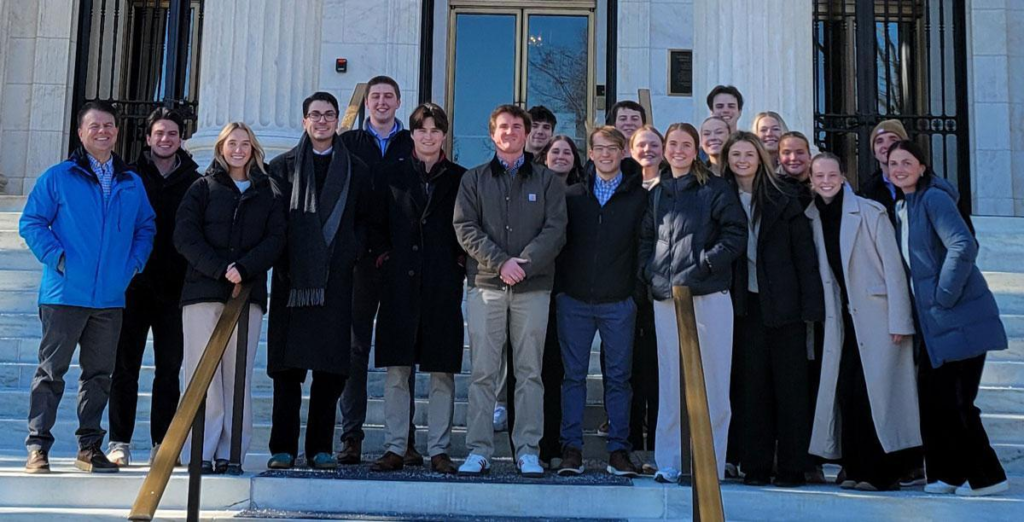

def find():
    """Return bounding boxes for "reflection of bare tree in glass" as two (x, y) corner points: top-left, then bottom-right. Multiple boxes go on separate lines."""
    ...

(875, 23), (905, 116)
(528, 27), (588, 142)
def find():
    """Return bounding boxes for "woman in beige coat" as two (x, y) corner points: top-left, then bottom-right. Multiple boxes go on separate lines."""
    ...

(804, 153), (921, 491)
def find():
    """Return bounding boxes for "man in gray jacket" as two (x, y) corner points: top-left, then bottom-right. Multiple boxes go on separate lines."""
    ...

(454, 104), (567, 477)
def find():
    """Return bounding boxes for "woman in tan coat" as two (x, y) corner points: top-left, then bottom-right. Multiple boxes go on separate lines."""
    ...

(804, 153), (921, 491)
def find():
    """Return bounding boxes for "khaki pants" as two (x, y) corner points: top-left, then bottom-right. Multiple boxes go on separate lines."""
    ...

(382, 366), (455, 457)
(180, 302), (262, 464)
(653, 291), (733, 479)
(465, 287), (551, 459)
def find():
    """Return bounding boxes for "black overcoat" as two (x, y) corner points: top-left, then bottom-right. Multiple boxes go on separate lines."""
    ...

(730, 190), (825, 328)
(266, 144), (378, 376)
(373, 156), (467, 373)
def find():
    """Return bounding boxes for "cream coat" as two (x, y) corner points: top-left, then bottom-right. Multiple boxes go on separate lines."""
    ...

(805, 186), (921, 458)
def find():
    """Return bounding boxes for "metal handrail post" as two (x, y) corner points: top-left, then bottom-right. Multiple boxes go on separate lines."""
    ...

(227, 302), (251, 475)
(129, 284), (253, 521)
(672, 286), (725, 522)
(186, 400), (206, 522)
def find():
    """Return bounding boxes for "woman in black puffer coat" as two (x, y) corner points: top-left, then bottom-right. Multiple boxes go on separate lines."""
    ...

(174, 122), (285, 473)
(638, 123), (747, 483)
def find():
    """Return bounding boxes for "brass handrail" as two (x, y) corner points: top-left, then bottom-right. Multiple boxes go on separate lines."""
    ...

(638, 88), (653, 127)
(128, 283), (254, 521)
(672, 286), (725, 522)
(338, 82), (368, 133)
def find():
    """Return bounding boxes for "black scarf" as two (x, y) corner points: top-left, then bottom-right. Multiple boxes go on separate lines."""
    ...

(286, 133), (351, 307)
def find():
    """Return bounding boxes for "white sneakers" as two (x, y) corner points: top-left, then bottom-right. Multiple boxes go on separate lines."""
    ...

(955, 480), (1009, 497)
(654, 467), (681, 484)
(924, 481), (959, 494)
(493, 406), (508, 433)
(923, 479), (1009, 497)
(517, 454), (544, 478)
(106, 442), (131, 467)
(458, 454), (491, 475)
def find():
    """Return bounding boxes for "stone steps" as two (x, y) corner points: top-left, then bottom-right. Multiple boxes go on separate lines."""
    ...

(0, 418), (619, 461)
(0, 455), (1021, 521)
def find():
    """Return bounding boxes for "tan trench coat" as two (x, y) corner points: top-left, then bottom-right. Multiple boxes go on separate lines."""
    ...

(805, 186), (922, 458)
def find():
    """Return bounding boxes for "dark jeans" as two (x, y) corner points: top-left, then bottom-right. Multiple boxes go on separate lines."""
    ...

(735, 292), (811, 478)
(339, 258), (415, 445)
(540, 296), (563, 461)
(27, 305), (123, 452)
(629, 298), (658, 451)
(837, 310), (901, 488)
(108, 289), (183, 446)
(557, 294), (635, 453)
(919, 352), (1006, 489)
(271, 368), (347, 457)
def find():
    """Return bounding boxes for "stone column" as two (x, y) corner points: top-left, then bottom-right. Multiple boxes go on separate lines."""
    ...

(187, 0), (323, 167)
(692, 0), (814, 137)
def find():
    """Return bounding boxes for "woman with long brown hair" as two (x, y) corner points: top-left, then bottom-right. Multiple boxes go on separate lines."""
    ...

(723, 131), (824, 487)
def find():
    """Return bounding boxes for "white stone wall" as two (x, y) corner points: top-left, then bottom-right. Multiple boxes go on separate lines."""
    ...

(617, 0), (695, 127)
(319, 0), (421, 126)
(968, 0), (1017, 215)
(0, 0), (78, 195)
(1007, 1), (1024, 216)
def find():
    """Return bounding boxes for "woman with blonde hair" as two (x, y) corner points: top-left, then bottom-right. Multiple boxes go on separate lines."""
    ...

(638, 122), (747, 482)
(805, 152), (920, 492)
(751, 111), (789, 168)
(700, 116), (730, 176)
(724, 131), (824, 487)
(630, 124), (665, 190)
(174, 122), (286, 473)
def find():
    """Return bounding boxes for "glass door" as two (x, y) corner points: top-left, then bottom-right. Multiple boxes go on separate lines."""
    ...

(447, 6), (594, 167)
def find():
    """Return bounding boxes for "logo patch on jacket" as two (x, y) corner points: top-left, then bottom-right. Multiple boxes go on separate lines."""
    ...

(528, 193), (537, 202)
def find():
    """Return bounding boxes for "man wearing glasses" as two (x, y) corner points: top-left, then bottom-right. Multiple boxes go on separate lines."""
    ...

(554, 126), (645, 477)
(266, 92), (377, 469)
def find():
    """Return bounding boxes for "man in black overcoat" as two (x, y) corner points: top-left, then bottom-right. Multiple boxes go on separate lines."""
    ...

(266, 92), (377, 469)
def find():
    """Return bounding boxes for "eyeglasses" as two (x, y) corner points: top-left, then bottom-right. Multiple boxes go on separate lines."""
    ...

(306, 111), (339, 122)
(591, 146), (621, 154)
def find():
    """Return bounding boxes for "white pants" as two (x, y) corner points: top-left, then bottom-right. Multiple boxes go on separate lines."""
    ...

(383, 366), (455, 457)
(653, 291), (733, 479)
(180, 302), (262, 464)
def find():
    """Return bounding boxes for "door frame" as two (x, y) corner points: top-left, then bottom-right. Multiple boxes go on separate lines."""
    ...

(444, 3), (596, 156)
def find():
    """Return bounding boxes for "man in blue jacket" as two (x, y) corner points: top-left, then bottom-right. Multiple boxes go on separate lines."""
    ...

(20, 100), (156, 474)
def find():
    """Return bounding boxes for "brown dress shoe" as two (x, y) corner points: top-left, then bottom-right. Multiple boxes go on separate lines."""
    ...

(75, 445), (119, 473)
(557, 447), (584, 476)
(403, 445), (424, 466)
(606, 450), (639, 477)
(337, 438), (362, 465)
(370, 451), (405, 472)
(430, 453), (458, 475)
(25, 450), (50, 474)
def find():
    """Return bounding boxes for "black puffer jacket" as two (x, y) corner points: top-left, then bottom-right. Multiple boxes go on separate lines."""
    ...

(730, 188), (825, 327)
(639, 173), (747, 300)
(128, 149), (200, 303)
(174, 163), (286, 311)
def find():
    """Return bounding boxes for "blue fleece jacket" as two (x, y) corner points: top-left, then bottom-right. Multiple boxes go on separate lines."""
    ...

(20, 148), (156, 309)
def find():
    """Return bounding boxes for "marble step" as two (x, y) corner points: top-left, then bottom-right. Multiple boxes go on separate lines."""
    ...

(0, 249), (44, 271)
(0, 231), (27, 250)
(0, 389), (611, 431)
(0, 212), (20, 231)
(0, 361), (610, 402)
(0, 419), (623, 462)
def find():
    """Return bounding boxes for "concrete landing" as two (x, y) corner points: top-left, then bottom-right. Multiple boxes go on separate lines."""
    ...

(1, 454), (1022, 521)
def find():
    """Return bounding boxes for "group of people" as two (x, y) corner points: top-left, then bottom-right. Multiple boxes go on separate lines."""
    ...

(18, 76), (1010, 498)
